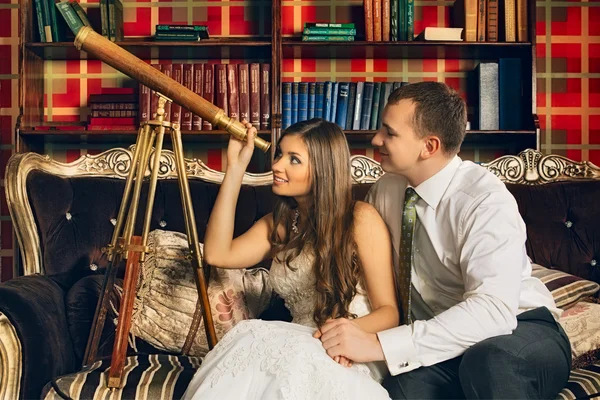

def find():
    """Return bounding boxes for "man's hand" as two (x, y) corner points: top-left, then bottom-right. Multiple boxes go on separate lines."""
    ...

(313, 318), (385, 364)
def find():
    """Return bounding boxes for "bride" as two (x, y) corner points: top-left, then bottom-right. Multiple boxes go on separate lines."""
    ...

(183, 118), (398, 399)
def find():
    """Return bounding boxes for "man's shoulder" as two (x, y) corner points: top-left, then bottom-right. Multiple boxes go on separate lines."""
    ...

(451, 160), (509, 201)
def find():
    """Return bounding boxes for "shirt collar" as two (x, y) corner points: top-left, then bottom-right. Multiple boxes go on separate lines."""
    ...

(411, 156), (462, 210)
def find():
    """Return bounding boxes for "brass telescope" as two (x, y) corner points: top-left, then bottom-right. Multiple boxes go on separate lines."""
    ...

(74, 26), (271, 152)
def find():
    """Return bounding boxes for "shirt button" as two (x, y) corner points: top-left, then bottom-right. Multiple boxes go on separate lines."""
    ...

(399, 362), (409, 368)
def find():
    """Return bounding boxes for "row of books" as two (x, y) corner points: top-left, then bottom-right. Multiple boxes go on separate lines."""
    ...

(282, 81), (410, 131)
(301, 22), (356, 42)
(362, 0), (526, 42)
(87, 92), (138, 130)
(139, 63), (271, 131)
(363, 0), (413, 41)
(154, 25), (210, 42)
(453, 0), (527, 42)
(37, 0), (122, 42)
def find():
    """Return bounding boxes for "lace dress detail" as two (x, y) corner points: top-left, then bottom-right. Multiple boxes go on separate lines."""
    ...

(183, 250), (390, 400)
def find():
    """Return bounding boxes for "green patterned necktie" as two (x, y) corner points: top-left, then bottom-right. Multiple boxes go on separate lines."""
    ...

(399, 187), (419, 325)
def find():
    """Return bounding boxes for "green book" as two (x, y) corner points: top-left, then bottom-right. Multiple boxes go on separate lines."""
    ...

(69, 0), (91, 27)
(302, 27), (356, 36)
(301, 35), (354, 42)
(304, 22), (355, 29)
(155, 24), (209, 39)
(55, 0), (84, 36)
(154, 32), (202, 41)
(47, 0), (61, 42)
(33, 0), (47, 42)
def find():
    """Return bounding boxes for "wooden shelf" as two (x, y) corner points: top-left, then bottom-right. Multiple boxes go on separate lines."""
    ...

(19, 129), (273, 144)
(282, 39), (532, 59)
(25, 37), (272, 60)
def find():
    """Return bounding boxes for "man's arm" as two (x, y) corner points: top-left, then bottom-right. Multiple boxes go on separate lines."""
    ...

(377, 190), (525, 375)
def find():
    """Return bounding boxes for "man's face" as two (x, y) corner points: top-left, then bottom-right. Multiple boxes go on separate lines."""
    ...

(372, 99), (425, 175)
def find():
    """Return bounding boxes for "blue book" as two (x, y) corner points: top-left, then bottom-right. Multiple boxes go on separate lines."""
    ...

(352, 82), (365, 130)
(345, 82), (357, 130)
(370, 82), (382, 130)
(360, 82), (375, 130)
(336, 82), (350, 129)
(377, 82), (394, 128)
(315, 82), (325, 118)
(324, 81), (333, 122)
(298, 82), (309, 122)
(308, 82), (316, 120)
(330, 82), (339, 123)
(291, 82), (299, 125)
(499, 58), (522, 130)
(282, 82), (292, 129)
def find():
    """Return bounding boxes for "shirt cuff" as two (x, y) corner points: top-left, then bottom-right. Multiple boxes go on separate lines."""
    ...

(377, 324), (421, 376)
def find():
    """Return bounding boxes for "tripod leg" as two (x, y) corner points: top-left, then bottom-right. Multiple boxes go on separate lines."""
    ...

(108, 125), (167, 387)
(82, 125), (155, 366)
(107, 235), (143, 388)
(83, 126), (150, 366)
(171, 127), (218, 352)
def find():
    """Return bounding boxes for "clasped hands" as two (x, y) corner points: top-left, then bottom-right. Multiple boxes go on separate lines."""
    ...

(313, 318), (383, 368)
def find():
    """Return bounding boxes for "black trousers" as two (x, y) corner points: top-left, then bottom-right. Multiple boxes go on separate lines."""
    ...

(383, 307), (572, 399)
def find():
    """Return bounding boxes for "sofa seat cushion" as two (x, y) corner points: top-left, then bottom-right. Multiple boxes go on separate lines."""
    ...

(41, 354), (202, 400)
(558, 364), (600, 400)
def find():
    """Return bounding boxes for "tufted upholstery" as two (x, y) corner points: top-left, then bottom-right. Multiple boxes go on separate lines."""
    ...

(507, 181), (600, 284)
(26, 171), (278, 282)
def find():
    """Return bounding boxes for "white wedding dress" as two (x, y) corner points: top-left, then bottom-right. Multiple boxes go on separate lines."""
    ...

(183, 250), (391, 400)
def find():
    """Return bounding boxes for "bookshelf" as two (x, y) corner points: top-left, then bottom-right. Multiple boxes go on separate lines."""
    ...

(17, 0), (539, 160)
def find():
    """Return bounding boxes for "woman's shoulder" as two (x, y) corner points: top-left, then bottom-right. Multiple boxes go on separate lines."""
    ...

(352, 201), (385, 226)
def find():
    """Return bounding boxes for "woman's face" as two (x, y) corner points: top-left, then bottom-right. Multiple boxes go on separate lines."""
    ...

(271, 134), (312, 204)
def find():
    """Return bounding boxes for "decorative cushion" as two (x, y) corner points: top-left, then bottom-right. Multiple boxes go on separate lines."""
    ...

(123, 230), (272, 357)
(531, 263), (600, 309)
(41, 354), (201, 400)
(559, 302), (600, 363)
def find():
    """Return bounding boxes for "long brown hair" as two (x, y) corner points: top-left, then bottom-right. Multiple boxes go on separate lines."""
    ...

(270, 118), (362, 327)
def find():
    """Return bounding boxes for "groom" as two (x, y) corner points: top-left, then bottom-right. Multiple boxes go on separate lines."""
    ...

(316, 82), (572, 399)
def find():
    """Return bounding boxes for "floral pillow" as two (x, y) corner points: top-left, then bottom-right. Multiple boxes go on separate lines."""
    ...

(558, 301), (600, 368)
(117, 229), (273, 357)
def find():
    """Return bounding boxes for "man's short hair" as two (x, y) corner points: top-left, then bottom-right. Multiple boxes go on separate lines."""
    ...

(387, 82), (467, 155)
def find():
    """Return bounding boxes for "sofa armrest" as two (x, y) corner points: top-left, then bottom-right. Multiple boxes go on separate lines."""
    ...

(0, 275), (77, 400)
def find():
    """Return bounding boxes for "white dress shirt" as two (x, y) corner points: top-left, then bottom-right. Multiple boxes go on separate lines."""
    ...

(366, 156), (561, 376)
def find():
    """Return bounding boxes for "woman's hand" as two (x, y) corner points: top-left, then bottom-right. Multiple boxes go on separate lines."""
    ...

(226, 120), (257, 171)
(314, 324), (354, 368)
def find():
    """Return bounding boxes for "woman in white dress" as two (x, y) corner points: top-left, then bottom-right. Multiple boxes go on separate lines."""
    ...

(183, 118), (399, 400)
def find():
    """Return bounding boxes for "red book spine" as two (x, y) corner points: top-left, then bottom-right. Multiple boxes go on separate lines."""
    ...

(181, 64), (193, 131)
(162, 64), (172, 121)
(138, 82), (150, 124)
(373, 0), (382, 41)
(192, 63), (204, 130)
(238, 64), (250, 124)
(150, 64), (162, 119)
(260, 63), (270, 130)
(226, 64), (239, 121)
(382, 0), (390, 41)
(249, 63), (261, 129)
(215, 64), (228, 125)
(364, 0), (374, 41)
(202, 64), (214, 130)
(170, 63), (183, 125)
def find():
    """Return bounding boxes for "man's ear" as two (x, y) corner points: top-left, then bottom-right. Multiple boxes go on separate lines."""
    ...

(421, 136), (442, 159)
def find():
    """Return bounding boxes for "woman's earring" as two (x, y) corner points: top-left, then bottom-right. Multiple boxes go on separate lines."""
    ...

(292, 209), (300, 234)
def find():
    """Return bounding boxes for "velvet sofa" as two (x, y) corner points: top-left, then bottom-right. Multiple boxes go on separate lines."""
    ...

(2, 147), (600, 399)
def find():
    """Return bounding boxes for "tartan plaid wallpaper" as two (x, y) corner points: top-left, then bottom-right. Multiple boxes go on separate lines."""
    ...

(0, 0), (598, 281)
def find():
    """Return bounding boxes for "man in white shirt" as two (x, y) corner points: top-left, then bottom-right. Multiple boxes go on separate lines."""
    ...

(317, 82), (571, 398)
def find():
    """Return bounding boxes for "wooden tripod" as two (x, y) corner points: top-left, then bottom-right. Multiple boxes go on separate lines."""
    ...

(82, 95), (216, 388)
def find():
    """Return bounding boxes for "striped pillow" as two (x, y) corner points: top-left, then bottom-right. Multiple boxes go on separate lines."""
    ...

(41, 354), (202, 400)
(532, 263), (600, 309)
